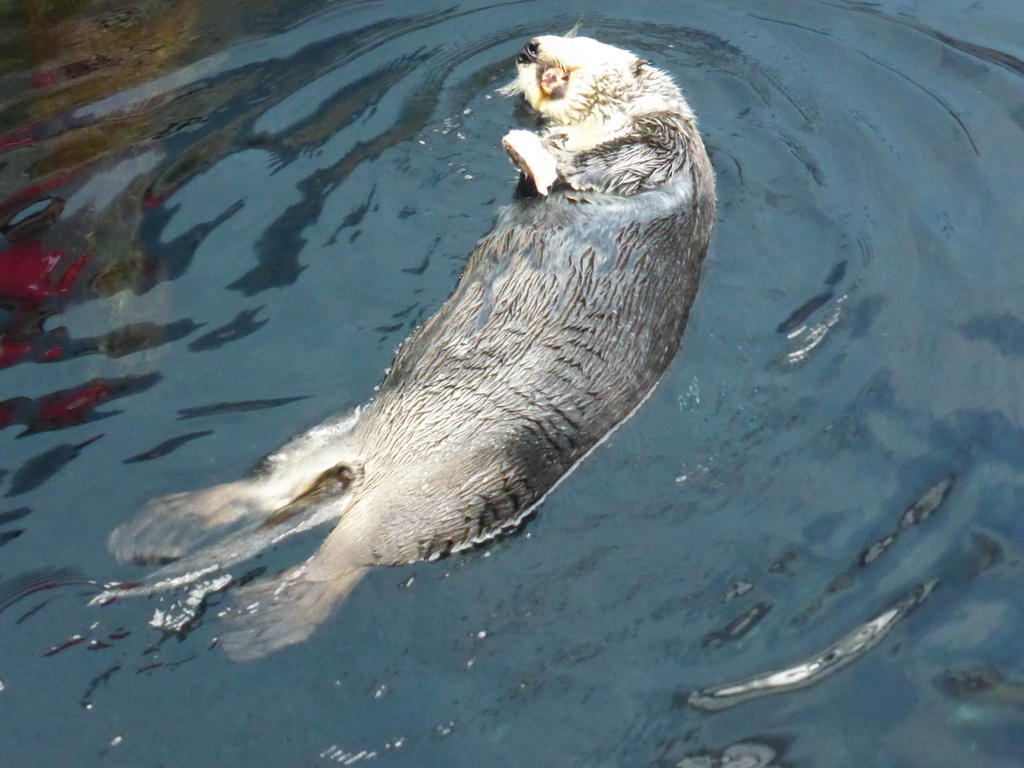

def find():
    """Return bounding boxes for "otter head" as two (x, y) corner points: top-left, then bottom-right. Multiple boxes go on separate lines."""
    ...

(500, 35), (650, 126)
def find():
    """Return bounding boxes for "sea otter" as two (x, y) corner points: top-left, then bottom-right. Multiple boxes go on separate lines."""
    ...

(100, 33), (716, 659)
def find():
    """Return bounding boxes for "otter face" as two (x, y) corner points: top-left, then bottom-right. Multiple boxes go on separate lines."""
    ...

(502, 35), (645, 126)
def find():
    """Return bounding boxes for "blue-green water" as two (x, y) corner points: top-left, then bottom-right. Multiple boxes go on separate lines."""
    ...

(2, 1), (1023, 765)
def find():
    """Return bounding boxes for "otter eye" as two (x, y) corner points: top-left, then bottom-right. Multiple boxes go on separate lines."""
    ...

(516, 39), (540, 64)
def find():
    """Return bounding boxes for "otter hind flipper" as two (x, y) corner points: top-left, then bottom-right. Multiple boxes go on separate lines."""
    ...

(109, 480), (270, 567)
(218, 565), (367, 661)
(108, 406), (365, 566)
(97, 484), (358, 602)
(105, 408), (366, 599)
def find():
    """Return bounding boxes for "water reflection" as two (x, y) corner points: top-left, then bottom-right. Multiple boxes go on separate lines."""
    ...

(937, 665), (1024, 710)
(793, 476), (955, 625)
(0, 505), (30, 548)
(1, 0), (197, 308)
(0, 0), (336, 371)
(0, 0), (202, 467)
(1, 373), (159, 435)
(689, 582), (935, 712)
(122, 430), (212, 464)
(653, 739), (788, 768)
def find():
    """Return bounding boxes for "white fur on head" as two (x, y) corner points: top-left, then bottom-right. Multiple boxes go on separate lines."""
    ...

(499, 35), (654, 126)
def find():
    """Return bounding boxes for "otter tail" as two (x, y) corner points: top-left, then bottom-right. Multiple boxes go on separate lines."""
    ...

(218, 564), (367, 661)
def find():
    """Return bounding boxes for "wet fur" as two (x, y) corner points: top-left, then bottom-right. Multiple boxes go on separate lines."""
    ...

(499, 34), (701, 195)
(103, 34), (716, 659)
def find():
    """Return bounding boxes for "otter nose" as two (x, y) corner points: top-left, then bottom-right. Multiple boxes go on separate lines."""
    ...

(516, 39), (540, 65)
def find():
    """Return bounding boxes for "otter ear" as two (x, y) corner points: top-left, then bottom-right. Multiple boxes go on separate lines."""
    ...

(631, 58), (650, 77)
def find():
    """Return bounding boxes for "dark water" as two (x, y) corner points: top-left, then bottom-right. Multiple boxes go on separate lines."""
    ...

(1, 0), (1023, 765)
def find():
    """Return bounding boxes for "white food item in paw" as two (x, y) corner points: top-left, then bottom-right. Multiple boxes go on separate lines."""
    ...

(502, 130), (559, 195)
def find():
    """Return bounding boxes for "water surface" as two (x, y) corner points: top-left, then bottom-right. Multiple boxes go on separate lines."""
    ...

(1, 1), (1023, 766)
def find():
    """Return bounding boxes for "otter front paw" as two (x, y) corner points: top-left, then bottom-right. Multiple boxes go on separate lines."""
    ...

(502, 129), (558, 196)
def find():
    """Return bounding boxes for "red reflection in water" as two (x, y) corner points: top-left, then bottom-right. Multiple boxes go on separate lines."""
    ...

(0, 239), (90, 301)
(0, 125), (37, 151)
(0, 173), (91, 369)
(36, 382), (112, 422)
(0, 374), (160, 435)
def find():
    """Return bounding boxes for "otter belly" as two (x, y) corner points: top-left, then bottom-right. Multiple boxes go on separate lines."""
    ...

(352, 185), (707, 564)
